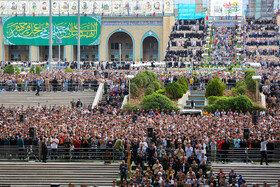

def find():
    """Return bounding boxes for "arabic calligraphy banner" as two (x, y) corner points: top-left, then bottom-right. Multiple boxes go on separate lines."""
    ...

(2, 16), (101, 46)
(211, 0), (243, 16)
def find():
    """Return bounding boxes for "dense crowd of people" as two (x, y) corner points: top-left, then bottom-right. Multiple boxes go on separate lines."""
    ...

(0, 15), (280, 186)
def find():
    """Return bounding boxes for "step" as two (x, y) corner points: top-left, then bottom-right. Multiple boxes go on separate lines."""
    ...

(186, 100), (205, 104)
(188, 95), (205, 99)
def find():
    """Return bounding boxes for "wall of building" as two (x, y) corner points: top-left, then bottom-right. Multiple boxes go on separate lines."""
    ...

(0, 16), (175, 62)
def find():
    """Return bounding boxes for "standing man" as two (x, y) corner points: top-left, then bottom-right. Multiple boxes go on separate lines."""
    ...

(120, 160), (128, 183)
(51, 136), (59, 160)
(35, 80), (40, 96)
(42, 138), (48, 163)
(260, 136), (269, 165)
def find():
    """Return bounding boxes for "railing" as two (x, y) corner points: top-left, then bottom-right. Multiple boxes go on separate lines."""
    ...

(1, 146), (280, 163)
(0, 145), (123, 161)
(206, 148), (280, 163)
(0, 82), (99, 92)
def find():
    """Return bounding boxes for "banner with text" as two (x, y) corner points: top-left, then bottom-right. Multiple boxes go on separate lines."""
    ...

(211, 0), (243, 17)
(2, 16), (101, 46)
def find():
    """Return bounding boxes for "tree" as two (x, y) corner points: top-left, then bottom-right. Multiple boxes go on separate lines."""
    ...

(15, 66), (21, 75)
(205, 76), (226, 98)
(166, 82), (184, 99)
(141, 94), (179, 111)
(3, 64), (14, 74)
(30, 65), (42, 74)
(65, 67), (74, 73)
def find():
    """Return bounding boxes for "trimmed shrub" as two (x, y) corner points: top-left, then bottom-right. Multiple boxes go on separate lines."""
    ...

(235, 79), (246, 88)
(30, 65), (42, 74)
(65, 67), (74, 73)
(204, 95), (258, 113)
(130, 83), (139, 97)
(150, 81), (161, 91)
(142, 71), (158, 82)
(145, 84), (155, 96)
(237, 86), (246, 95)
(205, 76), (226, 98)
(145, 87), (154, 96)
(123, 103), (140, 112)
(177, 77), (189, 93)
(156, 88), (166, 95)
(131, 76), (143, 88)
(141, 94), (179, 111)
(138, 73), (149, 87)
(166, 82), (184, 99)
(3, 64), (14, 74)
(230, 88), (238, 96)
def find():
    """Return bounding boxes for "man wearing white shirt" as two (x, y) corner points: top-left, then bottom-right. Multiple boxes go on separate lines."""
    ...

(51, 136), (59, 160)
(260, 136), (269, 165)
(185, 143), (193, 158)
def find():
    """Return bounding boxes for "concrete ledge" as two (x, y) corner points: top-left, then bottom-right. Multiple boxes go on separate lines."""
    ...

(178, 90), (190, 111)
(92, 83), (104, 108)
(121, 95), (128, 109)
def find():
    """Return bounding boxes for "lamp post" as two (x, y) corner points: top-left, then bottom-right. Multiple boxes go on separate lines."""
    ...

(252, 75), (261, 103)
(126, 75), (135, 104)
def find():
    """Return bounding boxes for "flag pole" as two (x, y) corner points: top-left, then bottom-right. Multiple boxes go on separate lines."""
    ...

(49, 0), (53, 70)
(77, 0), (80, 69)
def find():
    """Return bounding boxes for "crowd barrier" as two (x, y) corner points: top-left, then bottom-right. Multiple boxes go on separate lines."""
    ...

(0, 145), (279, 163)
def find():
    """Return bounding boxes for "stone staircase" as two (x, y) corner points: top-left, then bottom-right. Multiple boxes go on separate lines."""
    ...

(0, 91), (96, 107)
(0, 162), (119, 187)
(184, 91), (206, 110)
(212, 163), (280, 186)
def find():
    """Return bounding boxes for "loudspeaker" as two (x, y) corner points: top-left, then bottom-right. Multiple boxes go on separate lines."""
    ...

(252, 114), (258, 124)
(104, 72), (109, 78)
(244, 128), (249, 140)
(19, 114), (24, 122)
(50, 184), (60, 187)
(29, 127), (36, 139)
(147, 127), (153, 138)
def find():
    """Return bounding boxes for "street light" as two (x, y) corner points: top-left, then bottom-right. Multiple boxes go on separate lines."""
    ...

(126, 75), (135, 104)
(252, 75), (261, 103)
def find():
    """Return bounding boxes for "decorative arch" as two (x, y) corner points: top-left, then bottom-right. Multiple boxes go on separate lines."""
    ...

(106, 28), (135, 61)
(140, 30), (160, 61)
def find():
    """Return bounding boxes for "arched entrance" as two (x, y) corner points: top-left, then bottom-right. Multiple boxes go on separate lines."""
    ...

(107, 31), (133, 62)
(142, 36), (158, 61)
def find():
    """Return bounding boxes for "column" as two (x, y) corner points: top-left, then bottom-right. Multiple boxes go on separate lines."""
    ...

(64, 45), (72, 61)
(29, 46), (38, 61)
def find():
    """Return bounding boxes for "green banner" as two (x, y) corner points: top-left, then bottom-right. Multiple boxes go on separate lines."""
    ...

(2, 16), (101, 46)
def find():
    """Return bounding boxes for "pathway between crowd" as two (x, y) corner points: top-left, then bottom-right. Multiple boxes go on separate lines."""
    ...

(212, 163), (280, 186)
(0, 162), (119, 187)
(0, 91), (96, 107)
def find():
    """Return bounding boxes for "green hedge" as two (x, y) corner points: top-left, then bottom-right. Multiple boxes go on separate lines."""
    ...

(204, 95), (266, 113)
(123, 103), (140, 112)
(205, 76), (226, 98)
(130, 83), (139, 97)
(166, 82), (184, 99)
(3, 64), (14, 74)
(141, 94), (179, 111)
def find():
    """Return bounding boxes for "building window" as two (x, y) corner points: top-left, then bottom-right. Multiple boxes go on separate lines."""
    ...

(125, 43), (132, 49)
